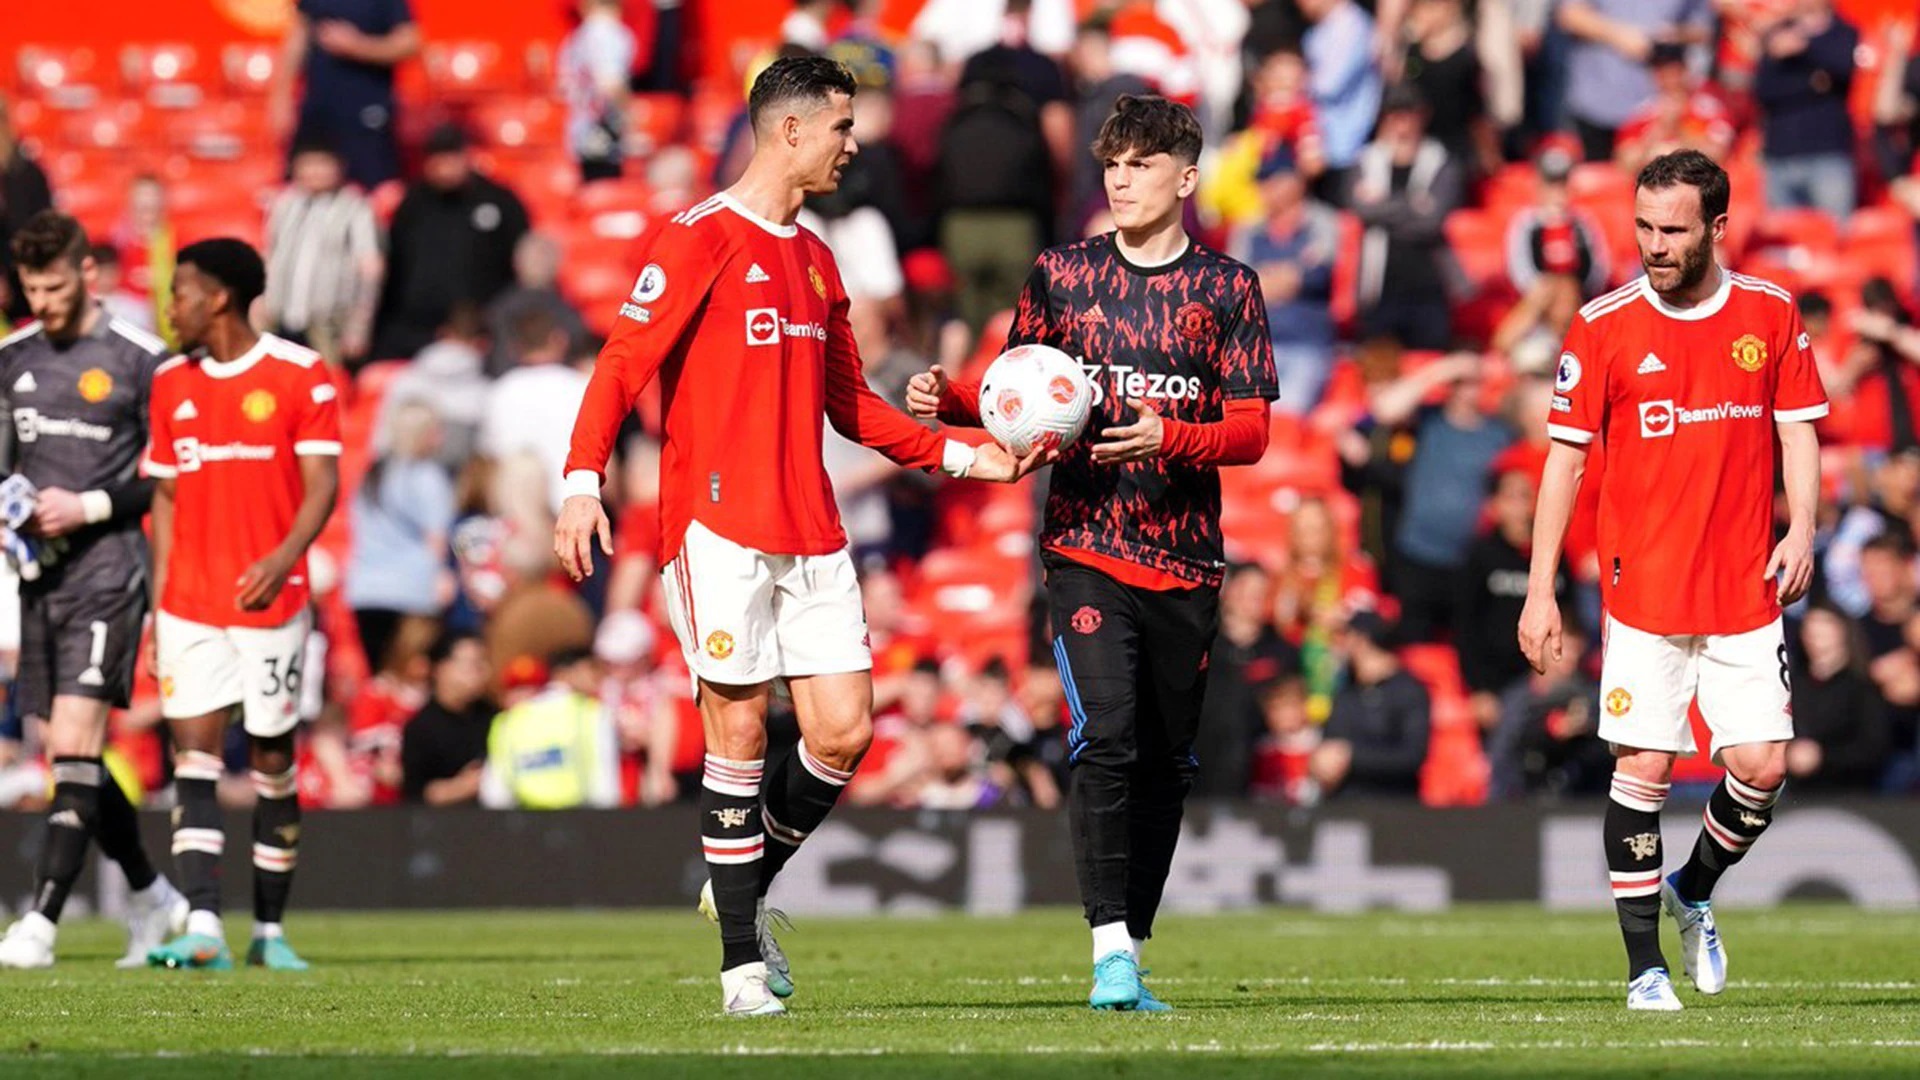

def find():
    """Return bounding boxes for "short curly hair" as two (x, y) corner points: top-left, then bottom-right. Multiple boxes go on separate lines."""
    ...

(9, 210), (88, 273)
(1091, 95), (1203, 165)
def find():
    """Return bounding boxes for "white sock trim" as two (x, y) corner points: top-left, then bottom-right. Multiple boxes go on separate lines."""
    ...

(253, 922), (284, 940)
(186, 909), (224, 939)
(1092, 921), (1134, 963)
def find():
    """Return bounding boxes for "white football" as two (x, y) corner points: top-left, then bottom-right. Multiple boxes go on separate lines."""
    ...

(978, 344), (1093, 457)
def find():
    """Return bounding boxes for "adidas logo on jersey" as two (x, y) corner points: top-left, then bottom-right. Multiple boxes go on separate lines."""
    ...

(12, 372), (35, 393)
(1637, 353), (1667, 375)
(174, 400), (199, 421)
(745, 263), (771, 284)
(1078, 304), (1108, 326)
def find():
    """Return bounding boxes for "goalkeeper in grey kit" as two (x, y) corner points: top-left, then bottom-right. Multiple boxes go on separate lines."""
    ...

(0, 210), (187, 969)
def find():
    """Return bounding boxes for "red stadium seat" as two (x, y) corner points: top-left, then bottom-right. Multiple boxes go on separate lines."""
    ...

(17, 45), (103, 107)
(1444, 209), (1510, 295)
(571, 179), (654, 241)
(161, 100), (269, 159)
(368, 180), (406, 227)
(121, 43), (206, 109)
(473, 97), (564, 152)
(1400, 642), (1466, 699)
(1750, 207), (1841, 257)
(626, 93), (688, 154)
(422, 41), (519, 98)
(222, 43), (279, 96)
(1420, 723), (1489, 807)
(1329, 212), (1361, 332)
(175, 206), (265, 249)
(561, 255), (639, 336)
(59, 102), (145, 151)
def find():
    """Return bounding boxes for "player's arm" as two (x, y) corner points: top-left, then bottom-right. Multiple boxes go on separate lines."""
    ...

(907, 261), (1061, 427)
(1770, 306), (1828, 605)
(1520, 318), (1603, 673)
(149, 477), (174, 614)
(239, 453), (339, 612)
(1102, 277), (1281, 466)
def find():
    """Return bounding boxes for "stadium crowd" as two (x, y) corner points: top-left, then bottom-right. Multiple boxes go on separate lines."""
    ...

(0, 0), (1918, 813)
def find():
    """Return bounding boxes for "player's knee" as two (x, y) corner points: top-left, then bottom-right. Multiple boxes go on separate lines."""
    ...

(1613, 748), (1676, 786)
(250, 735), (296, 776)
(1732, 752), (1787, 793)
(805, 717), (872, 773)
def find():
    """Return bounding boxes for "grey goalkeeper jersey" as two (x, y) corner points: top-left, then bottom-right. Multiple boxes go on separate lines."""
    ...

(0, 310), (166, 590)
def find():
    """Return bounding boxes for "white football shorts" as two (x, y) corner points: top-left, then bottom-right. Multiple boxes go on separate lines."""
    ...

(156, 609), (313, 737)
(1597, 613), (1794, 762)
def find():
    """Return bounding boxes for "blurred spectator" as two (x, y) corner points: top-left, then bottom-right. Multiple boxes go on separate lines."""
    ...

(1558, 0), (1709, 162)
(1458, 466), (1570, 728)
(1249, 674), (1320, 804)
(483, 461), (597, 678)
(487, 233), (588, 377)
(87, 243), (153, 333)
(602, 435), (662, 615)
(273, 0), (421, 189)
(1017, 661), (1069, 799)
(341, 615), (435, 806)
(1194, 564), (1297, 797)
(1505, 146), (1609, 301)
(1368, 354), (1518, 641)
(1857, 531), (1920, 781)
(1843, 280), (1920, 453)
(912, 0), (1078, 64)
(915, 723), (1004, 810)
(107, 175), (175, 342)
(593, 611), (679, 807)
(1614, 41), (1736, 173)
(960, 658), (1055, 806)
(1067, 17), (1153, 233)
(850, 658), (944, 807)
(1310, 611), (1431, 797)
(1348, 84), (1465, 351)
(0, 93), (53, 323)
(1232, 144), (1339, 414)
(1753, 0), (1859, 218)
(1788, 605), (1893, 792)
(782, 0), (836, 51)
(346, 401), (456, 673)
(1271, 496), (1380, 723)
(800, 89), (908, 303)
(265, 138), (383, 366)
(374, 124), (530, 361)
(832, 0), (902, 89)
(480, 309), (590, 515)
(1823, 449), (1920, 618)
(381, 302), (492, 467)
(938, 0), (1070, 332)
(401, 630), (498, 804)
(1487, 619), (1607, 797)
(1400, 0), (1500, 178)
(1299, 0), (1384, 184)
(480, 647), (621, 809)
(560, 0), (637, 183)
(1204, 45), (1326, 232)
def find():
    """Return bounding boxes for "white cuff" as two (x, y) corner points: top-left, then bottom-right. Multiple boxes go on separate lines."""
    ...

(1775, 403), (1829, 423)
(940, 439), (978, 479)
(142, 456), (177, 479)
(1546, 423), (1595, 445)
(80, 490), (114, 525)
(561, 470), (605, 501)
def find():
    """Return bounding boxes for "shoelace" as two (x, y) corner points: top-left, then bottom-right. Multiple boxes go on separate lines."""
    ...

(761, 906), (795, 935)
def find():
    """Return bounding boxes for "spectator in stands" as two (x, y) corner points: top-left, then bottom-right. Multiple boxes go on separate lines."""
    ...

(800, 86), (908, 304)
(378, 302), (491, 470)
(561, 0), (637, 183)
(265, 138), (383, 366)
(487, 233), (587, 378)
(1487, 619), (1607, 798)
(1250, 674), (1320, 804)
(480, 309), (590, 516)
(1368, 354), (1518, 641)
(1857, 531), (1920, 784)
(1066, 16), (1152, 234)
(782, 0), (836, 51)
(1823, 448), (1920, 618)
(937, 0), (1072, 333)
(1017, 661), (1069, 801)
(1400, 0), (1500, 178)
(374, 124), (530, 361)
(272, 0), (420, 190)
(601, 434), (662, 615)
(1204, 45), (1326, 233)
(344, 615), (435, 806)
(1558, 0), (1709, 162)
(1310, 611), (1431, 798)
(960, 658), (1056, 807)
(1457, 465), (1570, 729)
(87, 243), (153, 333)
(0, 93), (53, 323)
(1194, 564), (1297, 798)
(1299, 0), (1383, 188)
(347, 401), (456, 674)
(1349, 84), (1465, 352)
(1233, 143), (1339, 415)
(1271, 496), (1379, 724)
(401, 630), (498, 805)
(912, 0), (1077, 66)
(1614, 42), (1736, 173)
(480, 647), (621, 809)
(849, 659), (944, 807)
(1753, 0), (1860, 218)
(482, 457), (596, 676)
(1844, 280), (1920, 452)
(107, 175), (175, 342)
(914, 723), (1005, 811)
(594, 611), (679, 807)
(1788, 605), (1893, 792)
(1504, 146), (1609, 302)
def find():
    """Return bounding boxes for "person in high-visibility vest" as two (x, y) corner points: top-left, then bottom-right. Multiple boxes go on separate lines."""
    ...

(479, 647), (620, 810)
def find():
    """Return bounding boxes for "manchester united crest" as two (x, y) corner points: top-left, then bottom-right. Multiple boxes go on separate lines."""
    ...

(1731, 333), (1767, 373)
(1173, 301), (1216, 344)
(808, 265), (827, 299)
(242, 389), (277, 423)
(1605, 687), (1633, 717)
(705, 630), (735, 660)
(1071, 606), (1102, 634)
(77, 368), (113, 403)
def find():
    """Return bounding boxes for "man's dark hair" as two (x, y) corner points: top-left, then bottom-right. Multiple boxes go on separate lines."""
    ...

(748, 55), (857, 132)
(88, 238), (120, 269)
(427, 629), (484, 668)
(509, 306), (562, 358)
(979, 657), (1011, 683)
(1091, 94), (1203, 165)
(176, 238), (266, 315)
(1863, 529), (1917, 561)
(9, 210), (89, 272)
(1635, 150), (1730, 224)
(1798, 289), (1832, 321)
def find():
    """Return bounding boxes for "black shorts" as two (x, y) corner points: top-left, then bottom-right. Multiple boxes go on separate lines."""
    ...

(1043, 552), (1219, 774)
(16, 579), (147, 718)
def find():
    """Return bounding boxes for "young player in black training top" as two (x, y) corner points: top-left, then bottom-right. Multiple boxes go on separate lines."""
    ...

(909, 95), (1278, 1010)
(0, 211), (187, 969)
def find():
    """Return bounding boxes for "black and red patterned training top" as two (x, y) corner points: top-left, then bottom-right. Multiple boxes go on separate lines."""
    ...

(1008, 234), (1278, 588)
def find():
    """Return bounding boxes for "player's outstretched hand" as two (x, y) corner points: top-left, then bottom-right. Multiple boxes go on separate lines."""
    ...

(1767, 526), (1814, 606)
(1516, 591), (1562, 675)
(969, 442), (1057, 483)
(236, 549), (297, 612)
(1091, 398), (1165, 464)
(906, 365), (950, 420)
(555, 495), (614, 582)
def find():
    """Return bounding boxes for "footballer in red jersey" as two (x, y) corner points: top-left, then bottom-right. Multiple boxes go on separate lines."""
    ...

(910, 96), (1278, 1011)
(1519, 152), (1823, 1010)
(553, 57), (1042, 1016)
(142, 240), (341, 972)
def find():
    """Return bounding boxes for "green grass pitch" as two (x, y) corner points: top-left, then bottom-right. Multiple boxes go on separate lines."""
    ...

(0, 906), (1915, 1077)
